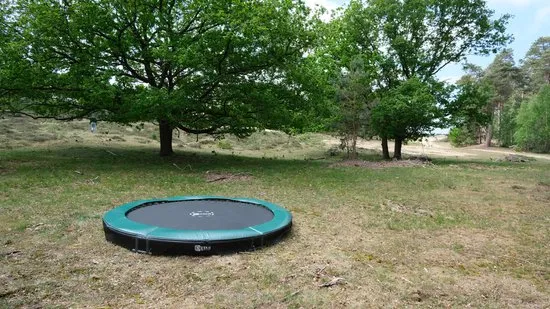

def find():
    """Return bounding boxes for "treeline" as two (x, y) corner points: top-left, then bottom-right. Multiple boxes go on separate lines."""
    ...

(450, 37), (550, 153)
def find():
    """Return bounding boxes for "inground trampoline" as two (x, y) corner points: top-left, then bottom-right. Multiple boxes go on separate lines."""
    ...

(103, 196), (292, 254)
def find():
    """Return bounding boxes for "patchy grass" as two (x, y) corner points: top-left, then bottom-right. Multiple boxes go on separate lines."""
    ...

(1, 117), (549, 308)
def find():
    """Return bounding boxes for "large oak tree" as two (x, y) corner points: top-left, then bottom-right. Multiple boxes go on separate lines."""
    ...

(1, 0), (318, 155)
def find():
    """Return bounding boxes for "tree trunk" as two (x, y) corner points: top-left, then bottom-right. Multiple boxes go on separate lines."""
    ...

(485, 124), (492, 147)
(381, 137), (390, 160)
(159, 119), (174, 156)
(394, 137), (403, 160)
(350, 135), (358, 159)
(478, 127), (483, 144)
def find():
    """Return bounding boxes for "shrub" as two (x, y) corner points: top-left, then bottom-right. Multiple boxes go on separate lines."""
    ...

(449, 127), (477, 147)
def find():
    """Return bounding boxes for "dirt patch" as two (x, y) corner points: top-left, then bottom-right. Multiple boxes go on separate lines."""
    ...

(204, 171), (253, 183)
(532, 182), (550, 202)
(465, 146), (550, 161)
(330, 159), (432, 169)
(323, 135), (550, 161)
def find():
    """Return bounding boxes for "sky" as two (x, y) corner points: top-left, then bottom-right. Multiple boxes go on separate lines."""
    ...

(305, 0), (550, 83)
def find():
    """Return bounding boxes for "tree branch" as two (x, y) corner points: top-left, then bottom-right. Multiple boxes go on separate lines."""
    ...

(177, 124), (221, 134)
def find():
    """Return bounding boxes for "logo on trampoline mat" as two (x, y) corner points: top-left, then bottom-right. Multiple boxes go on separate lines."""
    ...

(189, 210), (214, 217)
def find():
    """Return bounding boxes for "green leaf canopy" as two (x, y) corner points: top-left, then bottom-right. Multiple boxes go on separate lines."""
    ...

(1, 0), (319, 154)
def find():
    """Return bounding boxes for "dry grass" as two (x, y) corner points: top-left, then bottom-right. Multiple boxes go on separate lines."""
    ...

(1, 117), (549, 308)
(330, 159), (432, 169)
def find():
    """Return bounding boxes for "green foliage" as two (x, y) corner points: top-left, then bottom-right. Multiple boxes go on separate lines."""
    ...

(333, 57), (375, 158)
(370, 78), (438, 141)
(521, 36), (550, 94)
(514, 86), (550, 153)
(328, 0), (511, 159)
(1, 0), (321, 155)
(482, 49), (523, 146)
(498, 94), (521, 147)
(336, 0), (511, 82)
(451, 37), (550, 150)
(448, 79), (493, 146)
(448, 127), (477, 147)
(484, 49), (522, 105)
(454, 48), (531, 147)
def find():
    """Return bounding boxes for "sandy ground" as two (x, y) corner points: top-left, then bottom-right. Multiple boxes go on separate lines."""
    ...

(326, 136), (550, 161)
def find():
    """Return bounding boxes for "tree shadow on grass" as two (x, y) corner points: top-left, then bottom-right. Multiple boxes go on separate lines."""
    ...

(0, 144), (326, 175)
(2, 144), (539, 179)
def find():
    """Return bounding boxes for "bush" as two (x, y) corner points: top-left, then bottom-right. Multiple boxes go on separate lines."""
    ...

(449, 127), (476, 147)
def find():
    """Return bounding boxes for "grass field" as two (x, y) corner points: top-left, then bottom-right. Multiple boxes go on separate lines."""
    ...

(1, 117), (549, 308)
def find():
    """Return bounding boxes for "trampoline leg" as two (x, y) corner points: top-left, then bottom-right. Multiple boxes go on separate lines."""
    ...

(132, 237), (150, 254)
